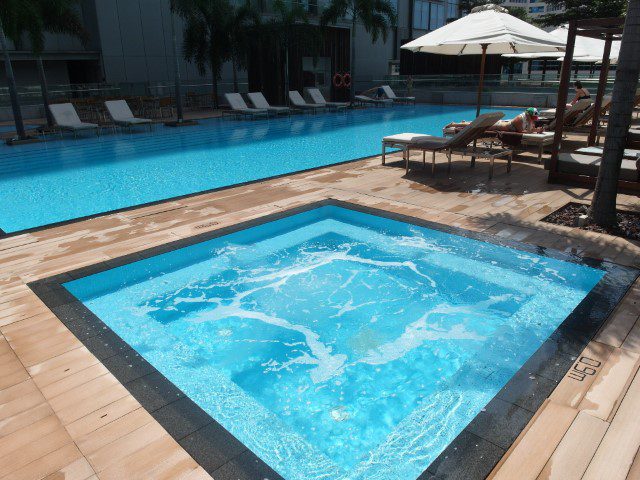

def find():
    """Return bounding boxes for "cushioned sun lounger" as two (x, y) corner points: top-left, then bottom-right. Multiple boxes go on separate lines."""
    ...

(247, 92), (291, 115)
(381, 85), (415, 104)
(49, 103), (100, 137)
(224, 93), (269, 118)
(306, 88), (349, 109)
(355, 94), (393, 106)
(539, 98), (592, 119)
(629, 129), (640, 148)
(382, 111), (505, 175)
(490, 131), (556, 164)
(558, 152), (640, 182)
(104, 100), (153, 129)
(288, 91), (326, 112)
(575, 146), (640, 160)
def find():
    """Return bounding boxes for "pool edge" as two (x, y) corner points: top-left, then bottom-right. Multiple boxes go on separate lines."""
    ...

(27, 198), (640, 480)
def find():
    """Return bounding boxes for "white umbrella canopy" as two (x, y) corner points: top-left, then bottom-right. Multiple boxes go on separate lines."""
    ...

(402, 5), (566, 55)
(401, 4), (565, 116)
(503, 25), (621, 63)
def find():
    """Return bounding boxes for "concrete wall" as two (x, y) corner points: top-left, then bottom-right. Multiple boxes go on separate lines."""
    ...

(0, 61), (71, 86)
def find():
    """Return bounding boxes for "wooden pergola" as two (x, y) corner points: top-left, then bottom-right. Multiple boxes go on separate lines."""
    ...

(547, 17), (634, 190)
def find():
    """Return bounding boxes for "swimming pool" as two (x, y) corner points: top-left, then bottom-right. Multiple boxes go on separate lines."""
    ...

(63, 204), (606, 479)
(0, 104), (511, 234)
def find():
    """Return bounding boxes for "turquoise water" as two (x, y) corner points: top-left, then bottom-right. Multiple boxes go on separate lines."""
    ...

(65, 206), (604, 479)
(0, 104), (511, 233)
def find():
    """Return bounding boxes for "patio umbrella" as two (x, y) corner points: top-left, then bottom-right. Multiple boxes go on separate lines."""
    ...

(503, 25), (621, 63)
(402, 4), (566, 116)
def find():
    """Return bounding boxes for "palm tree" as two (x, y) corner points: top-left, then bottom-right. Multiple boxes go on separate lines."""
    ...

(1, 1), (87, 132)
(171, 0), (233, 109)
(321, 0), (397, 102)
(589, 0), (640, 228)
(0, 15), (26, 141)
(227, 2), (259, 93)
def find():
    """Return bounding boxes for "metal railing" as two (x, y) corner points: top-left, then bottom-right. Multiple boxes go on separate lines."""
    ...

(0, 80), (249, 109)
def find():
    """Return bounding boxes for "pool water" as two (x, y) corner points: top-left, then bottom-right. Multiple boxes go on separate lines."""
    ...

(0, 104), (512, 233)
(65, 206), (604, 479)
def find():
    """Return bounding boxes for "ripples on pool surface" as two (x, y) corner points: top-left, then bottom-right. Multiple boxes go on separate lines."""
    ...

(65, 206), (604, 479)
(0, 104), (514, 233)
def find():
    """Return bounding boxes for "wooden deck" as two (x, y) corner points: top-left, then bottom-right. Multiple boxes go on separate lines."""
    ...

(1, 143), (639, 479)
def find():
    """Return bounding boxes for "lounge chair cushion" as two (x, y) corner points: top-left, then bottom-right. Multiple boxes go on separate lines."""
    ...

(356, 95), (393, 104)
(289, 91), (323, 108)
(558, 153), (639, 182)
(49, 103), (98, 129)
(576, 146), (640, 160)
(521, 132), (555, 144)
(383, 133), (438, 144)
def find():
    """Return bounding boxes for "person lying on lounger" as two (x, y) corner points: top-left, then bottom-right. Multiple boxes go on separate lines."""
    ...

(570, 81), (591, 105)
(445, 108), (543, 134)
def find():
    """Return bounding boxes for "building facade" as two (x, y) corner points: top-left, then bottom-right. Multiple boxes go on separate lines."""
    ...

(0, 0), (462, 99)
(501, 0), (564, 18)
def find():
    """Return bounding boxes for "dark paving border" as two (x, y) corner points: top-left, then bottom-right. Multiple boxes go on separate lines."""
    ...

(28, 198), (638, 480)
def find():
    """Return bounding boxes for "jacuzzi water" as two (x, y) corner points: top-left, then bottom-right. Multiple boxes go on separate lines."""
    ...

(64, 205), (604, 479)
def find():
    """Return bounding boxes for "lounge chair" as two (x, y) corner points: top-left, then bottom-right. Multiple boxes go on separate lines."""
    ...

(49, 103), (100, 137)
(288, 91), (325, 113)
(104, 100), (153, 130)
(224, 93), (269, 119)
(575, 146), (640, 160)
(557, 152), (639, 182)
(306, 88), (349, 109)
(355, 95), (393, 107)
(629, 129), (640, 148)
(381, 85), (415, 104)
(494, 131), (556, 164)
(247, 92), (291, 115)
(539, 98), (592, 119)
(382, 111), (506, 176)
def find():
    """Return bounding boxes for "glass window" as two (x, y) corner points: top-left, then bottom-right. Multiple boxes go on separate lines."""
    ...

(429, 2), (444, 30)
(529, 6), (544, 12)
(413, 0), (429, 30)
(447, 0), (458, 19)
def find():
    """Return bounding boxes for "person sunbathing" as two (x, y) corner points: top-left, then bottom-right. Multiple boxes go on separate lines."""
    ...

(570, 81), (591, 105)
(445, 108), (543, 134)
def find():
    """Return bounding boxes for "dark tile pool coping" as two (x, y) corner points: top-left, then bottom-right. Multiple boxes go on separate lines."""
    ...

(28, 198), (639, 480)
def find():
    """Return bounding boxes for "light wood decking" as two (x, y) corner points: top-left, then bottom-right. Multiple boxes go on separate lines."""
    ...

(1, 147), (639, 479)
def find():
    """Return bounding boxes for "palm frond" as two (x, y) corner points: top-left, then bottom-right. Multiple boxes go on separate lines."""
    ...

(320, 0), (350, 26)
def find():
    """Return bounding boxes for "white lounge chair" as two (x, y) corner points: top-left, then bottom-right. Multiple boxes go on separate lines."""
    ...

(355, 95), (393, 107)
(224, 93), (269, 119)
(288, 91), (326, 113)
(49, 103), (100, 137)
(381, 85), (415, 104)
(247, 92), (290, 115)
(382, 112), (506, 176)
(306, 88), (349, 109)
(104, 100), (153, 130)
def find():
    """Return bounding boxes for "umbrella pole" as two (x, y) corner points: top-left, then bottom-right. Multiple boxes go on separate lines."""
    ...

(471, 44), (489, 169)
(475, 44), (488, 117)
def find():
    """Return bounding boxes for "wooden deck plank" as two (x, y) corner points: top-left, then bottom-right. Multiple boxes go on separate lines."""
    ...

(578, 348), (640, 421)
(549, 341), (615, 408)
(536, 411), (608, 480)
(489, 402), (578, 480)
(583, 370), (640, 480)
